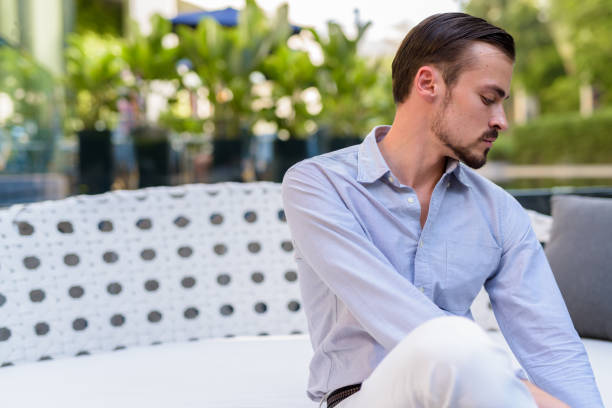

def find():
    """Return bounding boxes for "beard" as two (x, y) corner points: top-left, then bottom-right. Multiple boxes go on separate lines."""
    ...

(431, 95), (497, 170)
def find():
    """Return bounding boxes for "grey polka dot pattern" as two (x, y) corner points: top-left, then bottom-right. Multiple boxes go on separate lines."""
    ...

(244, 211), (257, 223)
(181, 276), (196, 288)
(173, 216), (190, 227)
(177, 246), (193, 258)
(57, 221), (74, 233)
(69, 286), (85, 299)
(147, 311), (162, 323)
(140, 249), (156, 261)
(103, 251), (119, 263)
(23, 256), (40, 270)
(72, 318), (88, 331)
(287, 301), (300, 312)
(63, 253), (80, 266)
(34, 323), (49, 336)
(184, 307), (199, 319)
(220, 305), (234, 316)
(136, 218), (152, 230)
(284, 270), (298, 282)
(213, 244), (227, 255)
(210, 213), (223, 225)
(29, 289), (45, 303)
(247, 242), (261, 253)
(254, 302), (267, 314)
(251, 272), (264, 283)
(18, 222), (34, 236)
(0, 327), (11, 341)
(281, 241), (293, 252)
(107, 282), (122, 295)
(110, 314), (125, 327)
(217, 274), (231, 286)
(98, 220), (113, 232)
(0, 183), (308, 366)
(144, 280), (159, 292)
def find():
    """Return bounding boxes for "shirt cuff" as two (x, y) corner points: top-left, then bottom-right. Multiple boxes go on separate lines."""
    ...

(515, 367), (529, 381)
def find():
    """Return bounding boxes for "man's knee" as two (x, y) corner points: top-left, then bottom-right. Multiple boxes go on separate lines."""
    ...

(397, 316), (492, 367)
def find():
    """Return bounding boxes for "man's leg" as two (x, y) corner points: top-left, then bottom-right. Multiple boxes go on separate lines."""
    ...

(337, 316), (537, 408)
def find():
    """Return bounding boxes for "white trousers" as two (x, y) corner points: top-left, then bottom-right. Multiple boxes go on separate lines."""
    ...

(336, 316), (537, 408)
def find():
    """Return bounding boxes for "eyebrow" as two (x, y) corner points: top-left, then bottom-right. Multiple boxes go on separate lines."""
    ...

(484, 85), (510, 100)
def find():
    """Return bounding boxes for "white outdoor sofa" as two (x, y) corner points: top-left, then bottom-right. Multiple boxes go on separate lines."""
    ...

(0, 182), (610, 408)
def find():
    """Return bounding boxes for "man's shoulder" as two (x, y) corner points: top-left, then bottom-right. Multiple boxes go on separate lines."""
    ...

(284, 145), (361, 183)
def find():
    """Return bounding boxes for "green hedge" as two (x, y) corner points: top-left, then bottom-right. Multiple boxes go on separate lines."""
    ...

(495, 109), (612, 164)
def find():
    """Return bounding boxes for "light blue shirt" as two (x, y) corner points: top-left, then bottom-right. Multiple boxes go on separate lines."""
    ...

(281, 126), (603, 407)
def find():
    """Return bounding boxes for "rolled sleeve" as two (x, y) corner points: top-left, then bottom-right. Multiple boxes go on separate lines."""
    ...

(485, 195), (603, 408)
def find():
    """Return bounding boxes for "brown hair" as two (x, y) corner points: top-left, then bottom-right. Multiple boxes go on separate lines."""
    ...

(392, 13), (515, 104)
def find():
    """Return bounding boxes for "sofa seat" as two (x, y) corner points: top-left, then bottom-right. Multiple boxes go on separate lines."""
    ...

(0, 333), (609, 408)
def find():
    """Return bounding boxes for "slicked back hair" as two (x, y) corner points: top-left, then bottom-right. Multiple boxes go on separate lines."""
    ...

(392, 13), (515, 104)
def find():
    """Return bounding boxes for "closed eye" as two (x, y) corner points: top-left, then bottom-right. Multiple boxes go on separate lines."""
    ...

(481, 95), (494, 106)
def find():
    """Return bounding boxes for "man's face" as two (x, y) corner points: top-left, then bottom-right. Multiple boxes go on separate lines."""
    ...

(431, 42), (513, 169)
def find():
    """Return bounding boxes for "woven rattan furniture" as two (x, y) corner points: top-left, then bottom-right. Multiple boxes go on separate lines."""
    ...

(0, 183), (609, 408)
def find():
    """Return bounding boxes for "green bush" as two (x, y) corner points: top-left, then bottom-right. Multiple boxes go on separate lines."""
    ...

(505, 109), (612, 164)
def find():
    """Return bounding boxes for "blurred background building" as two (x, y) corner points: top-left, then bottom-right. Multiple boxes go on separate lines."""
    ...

(1, 0), (611, 206)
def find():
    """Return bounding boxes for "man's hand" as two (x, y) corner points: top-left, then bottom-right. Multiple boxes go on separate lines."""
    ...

(521, 380), (570, 408)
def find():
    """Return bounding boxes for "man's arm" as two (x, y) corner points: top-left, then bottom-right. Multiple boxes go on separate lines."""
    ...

(485, 193), (603, 408)
(522, 380), (570, 408)
(282, 163), (447, 350)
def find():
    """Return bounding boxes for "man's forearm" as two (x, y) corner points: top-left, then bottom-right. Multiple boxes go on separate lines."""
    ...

(521, 380), (570, 408)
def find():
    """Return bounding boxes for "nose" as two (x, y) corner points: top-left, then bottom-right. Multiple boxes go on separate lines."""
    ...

(489, 105), (508, 131)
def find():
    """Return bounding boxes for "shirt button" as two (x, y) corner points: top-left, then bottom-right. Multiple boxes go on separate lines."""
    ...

(407, 197), (415, 203)
(446, 182), (451, 188)
(419, 240), (423, 248)
(388, 176), (394, 183)
(419, 287), (425, 293)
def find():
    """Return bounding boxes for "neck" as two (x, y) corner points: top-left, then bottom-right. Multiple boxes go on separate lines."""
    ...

(378, 106), (448, 191)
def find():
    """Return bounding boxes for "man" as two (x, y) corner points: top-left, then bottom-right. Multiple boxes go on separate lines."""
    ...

(282, 13), (603, 408)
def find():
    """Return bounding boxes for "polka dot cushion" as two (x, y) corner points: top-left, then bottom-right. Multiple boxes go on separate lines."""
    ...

(0, 182), (306, 366)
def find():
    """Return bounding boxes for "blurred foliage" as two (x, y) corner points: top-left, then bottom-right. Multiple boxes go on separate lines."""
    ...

(463, 0), (612, 113)
(260, 41), (318, 139)
(74, 0), (123, 36)
(64, 32), (124, 130)
(122, 15), (179, 82)
(179, 0), (293, 139)
(463, 0), (567, 104)
(548, 0), (612, 104)
(504, 109), (612, 164)
(313, 20), (394, 137)
(0, 46), (56, 129)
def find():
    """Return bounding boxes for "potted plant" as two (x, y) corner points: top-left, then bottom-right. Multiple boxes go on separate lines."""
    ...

(178, 0), (293, 182)
(260, 40), (318, 181)
(122, 14), (181, 187)
(64, 32), (123, 194)
(313, 20), (389, 151)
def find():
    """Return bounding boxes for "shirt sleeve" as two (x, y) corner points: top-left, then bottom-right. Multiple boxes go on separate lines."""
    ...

(485, 194), (604, 408)
(282, 162), (447, 350)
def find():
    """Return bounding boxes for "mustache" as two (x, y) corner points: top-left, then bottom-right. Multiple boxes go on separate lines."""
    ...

(481, 129), (498, 141)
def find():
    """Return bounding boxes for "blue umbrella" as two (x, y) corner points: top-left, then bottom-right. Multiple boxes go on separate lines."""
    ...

(170, 7), (301, 33)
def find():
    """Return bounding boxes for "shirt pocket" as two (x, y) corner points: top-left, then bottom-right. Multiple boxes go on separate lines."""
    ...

(438, 240), (501, 313)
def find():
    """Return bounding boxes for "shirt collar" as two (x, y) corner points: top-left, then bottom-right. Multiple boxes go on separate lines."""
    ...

(357, 125), (471, 188)
(357, 126), (393, 183)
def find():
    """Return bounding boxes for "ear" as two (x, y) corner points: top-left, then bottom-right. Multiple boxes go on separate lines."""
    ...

(413, 66), (442, 102)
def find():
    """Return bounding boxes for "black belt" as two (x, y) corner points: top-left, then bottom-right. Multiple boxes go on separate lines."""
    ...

(327, 383), (362, 408)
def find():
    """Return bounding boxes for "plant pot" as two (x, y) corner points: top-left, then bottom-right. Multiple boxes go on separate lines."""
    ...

(132, 126), (171, 188)
(207, 139), (244, 183)
(78, 129), (113, 194)
(273, 137), (310, 182)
